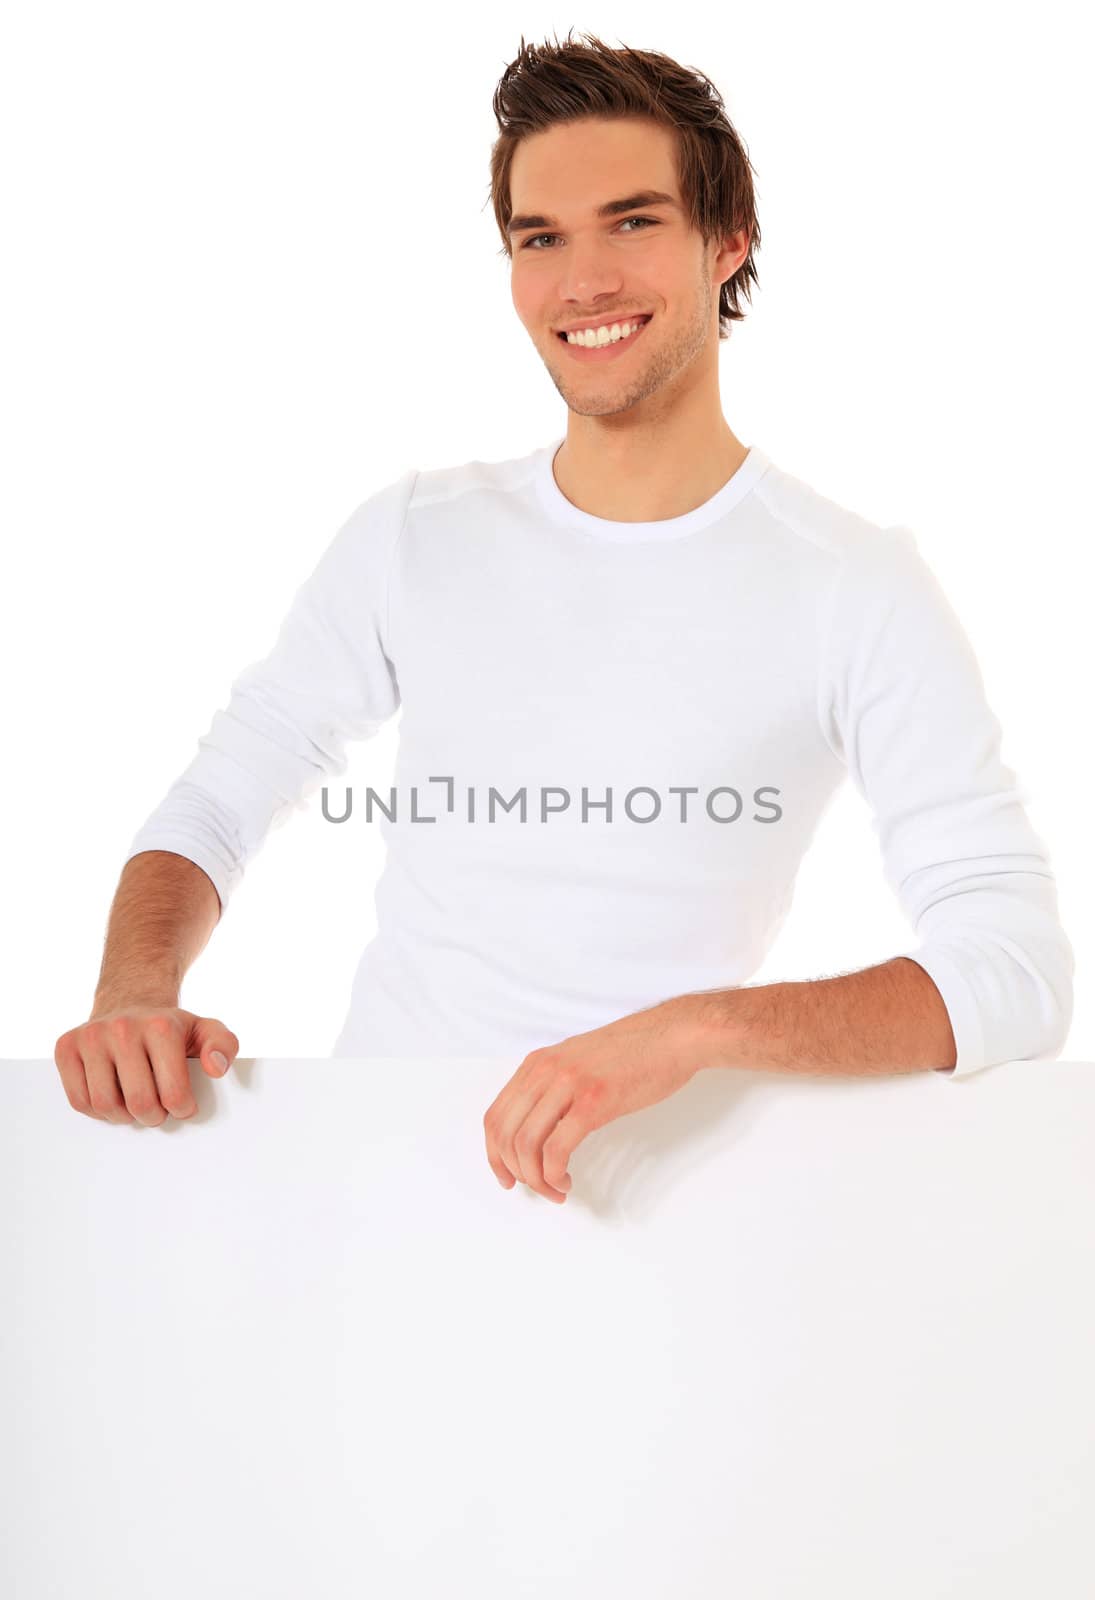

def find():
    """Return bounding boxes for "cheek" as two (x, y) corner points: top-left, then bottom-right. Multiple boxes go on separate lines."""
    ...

(511, 275), (541, 327)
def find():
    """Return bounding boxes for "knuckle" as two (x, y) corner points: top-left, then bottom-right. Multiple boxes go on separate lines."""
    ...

(147, 1014), (175, 1038)
(108, 1015), (133, 1041)
(54, 1039), (77, 1071)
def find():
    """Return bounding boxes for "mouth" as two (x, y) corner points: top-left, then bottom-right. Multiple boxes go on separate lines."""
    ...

(556, 313), (653, 359)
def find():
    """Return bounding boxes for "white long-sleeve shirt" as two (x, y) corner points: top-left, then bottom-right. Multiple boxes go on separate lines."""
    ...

(123, 436), (1074, 1075)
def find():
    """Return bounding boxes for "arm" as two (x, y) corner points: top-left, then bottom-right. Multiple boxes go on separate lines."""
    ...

(120, 469), (416, 913)
(91, 849), (221, 1014)
(58, 478), (415, 1124)
(706, 523), (1073, 1080)
(484, 957), (956, 1202)
(682, 956), (956, 1077)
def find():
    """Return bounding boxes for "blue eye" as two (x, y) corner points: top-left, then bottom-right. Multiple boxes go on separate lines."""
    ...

(521, 216), (659, 250)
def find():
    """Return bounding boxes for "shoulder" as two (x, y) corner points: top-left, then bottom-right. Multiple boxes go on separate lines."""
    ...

(404, 445), (541, 514)
(752, 456), (907, 571)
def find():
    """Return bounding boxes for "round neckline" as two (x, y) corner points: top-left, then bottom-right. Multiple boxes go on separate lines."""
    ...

(533, 434), (771, 542)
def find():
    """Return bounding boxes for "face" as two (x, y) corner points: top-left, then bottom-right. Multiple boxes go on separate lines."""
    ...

(507, 116), (747, 417)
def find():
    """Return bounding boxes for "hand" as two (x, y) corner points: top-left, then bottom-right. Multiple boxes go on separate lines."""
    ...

(482, 994), (709, 1203)
(54, 1005), (239, 1126)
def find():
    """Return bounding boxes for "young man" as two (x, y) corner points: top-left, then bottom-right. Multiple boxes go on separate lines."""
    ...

(56, 33), (1073, 1204)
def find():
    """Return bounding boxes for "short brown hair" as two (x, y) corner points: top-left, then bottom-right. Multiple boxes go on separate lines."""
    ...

(487, 28), (761, 340)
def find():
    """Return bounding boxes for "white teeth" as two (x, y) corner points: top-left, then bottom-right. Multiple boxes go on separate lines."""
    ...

(564, 318), (646, 346)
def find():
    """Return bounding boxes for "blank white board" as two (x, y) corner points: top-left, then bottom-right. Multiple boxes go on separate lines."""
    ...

(4, 1056), (1094, 1597)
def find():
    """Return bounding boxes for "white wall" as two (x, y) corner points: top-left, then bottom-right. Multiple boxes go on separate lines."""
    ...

(5, 1054), (1094, 1596)
(2, 2), (1089, 1058)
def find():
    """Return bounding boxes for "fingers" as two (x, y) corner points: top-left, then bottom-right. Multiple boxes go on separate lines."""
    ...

(112, 1026), (176, 1126)
(53, 1009), (234, 1126)
(91, 1016), (179, 1126)
(195, 1021), (239, 1079)
(485, 1145), (517, 1189)
(54, 1027), (116, 1122)
(541, 1122), (574, 1197)
(75, 1023), (138, 1124)
(143, 1014), (199, 1120)
(493, 1085), (574, 1204)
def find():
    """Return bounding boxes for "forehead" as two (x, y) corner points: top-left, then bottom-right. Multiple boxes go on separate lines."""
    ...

(508, 117), (680, 219)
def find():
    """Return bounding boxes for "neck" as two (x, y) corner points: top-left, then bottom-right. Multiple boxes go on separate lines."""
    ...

(552, 414), (750, 524)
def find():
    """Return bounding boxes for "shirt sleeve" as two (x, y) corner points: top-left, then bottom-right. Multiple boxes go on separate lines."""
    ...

(122, 468), (417, 913)
(817, 523), (1074, 1078)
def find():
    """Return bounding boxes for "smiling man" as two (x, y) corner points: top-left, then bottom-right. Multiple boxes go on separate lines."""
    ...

(57, 31), (1073, 1205)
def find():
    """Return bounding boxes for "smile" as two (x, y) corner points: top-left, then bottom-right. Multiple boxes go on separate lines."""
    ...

(556, 314), (653, 360)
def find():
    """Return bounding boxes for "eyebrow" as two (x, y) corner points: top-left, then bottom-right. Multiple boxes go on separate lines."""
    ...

(506, 189), (679, 239)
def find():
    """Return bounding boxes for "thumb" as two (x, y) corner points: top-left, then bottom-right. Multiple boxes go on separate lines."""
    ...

(190, 1018), (238, 1078)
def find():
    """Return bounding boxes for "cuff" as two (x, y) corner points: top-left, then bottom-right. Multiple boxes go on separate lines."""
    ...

(901, 945), (989, 1078)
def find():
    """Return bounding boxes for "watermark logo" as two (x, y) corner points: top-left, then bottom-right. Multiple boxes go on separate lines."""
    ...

(320, 777), (784, 825)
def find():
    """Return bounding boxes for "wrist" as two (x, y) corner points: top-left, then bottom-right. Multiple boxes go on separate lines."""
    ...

(665, 989), (741, 1072)
(92, 987), (180, 1018)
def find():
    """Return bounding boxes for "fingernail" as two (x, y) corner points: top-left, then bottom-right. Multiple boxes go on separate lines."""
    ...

(210, 1050), (228, 1074)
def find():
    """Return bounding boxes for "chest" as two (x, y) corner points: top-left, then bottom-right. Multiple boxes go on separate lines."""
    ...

(391, 534), (823, 784)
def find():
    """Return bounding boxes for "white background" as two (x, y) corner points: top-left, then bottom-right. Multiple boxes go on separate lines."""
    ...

(2, 2), (1090, 1059)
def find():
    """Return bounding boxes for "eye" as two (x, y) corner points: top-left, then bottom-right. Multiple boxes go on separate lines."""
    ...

(520, 216), (660, 250)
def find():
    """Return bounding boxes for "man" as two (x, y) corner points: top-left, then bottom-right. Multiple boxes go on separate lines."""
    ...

(55, 32), (1073, 1205)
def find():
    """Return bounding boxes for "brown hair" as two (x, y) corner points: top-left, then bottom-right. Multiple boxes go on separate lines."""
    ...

(487, 28), (761, 340)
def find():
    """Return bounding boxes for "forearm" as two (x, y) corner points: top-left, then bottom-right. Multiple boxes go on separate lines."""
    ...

(683, 956), (957, 1076)
(92, 850), (221, 1015)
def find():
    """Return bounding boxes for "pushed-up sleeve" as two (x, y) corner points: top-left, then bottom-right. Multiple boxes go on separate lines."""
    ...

(817, 524), (1074, 1078)
(122, 468), (417, 913)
